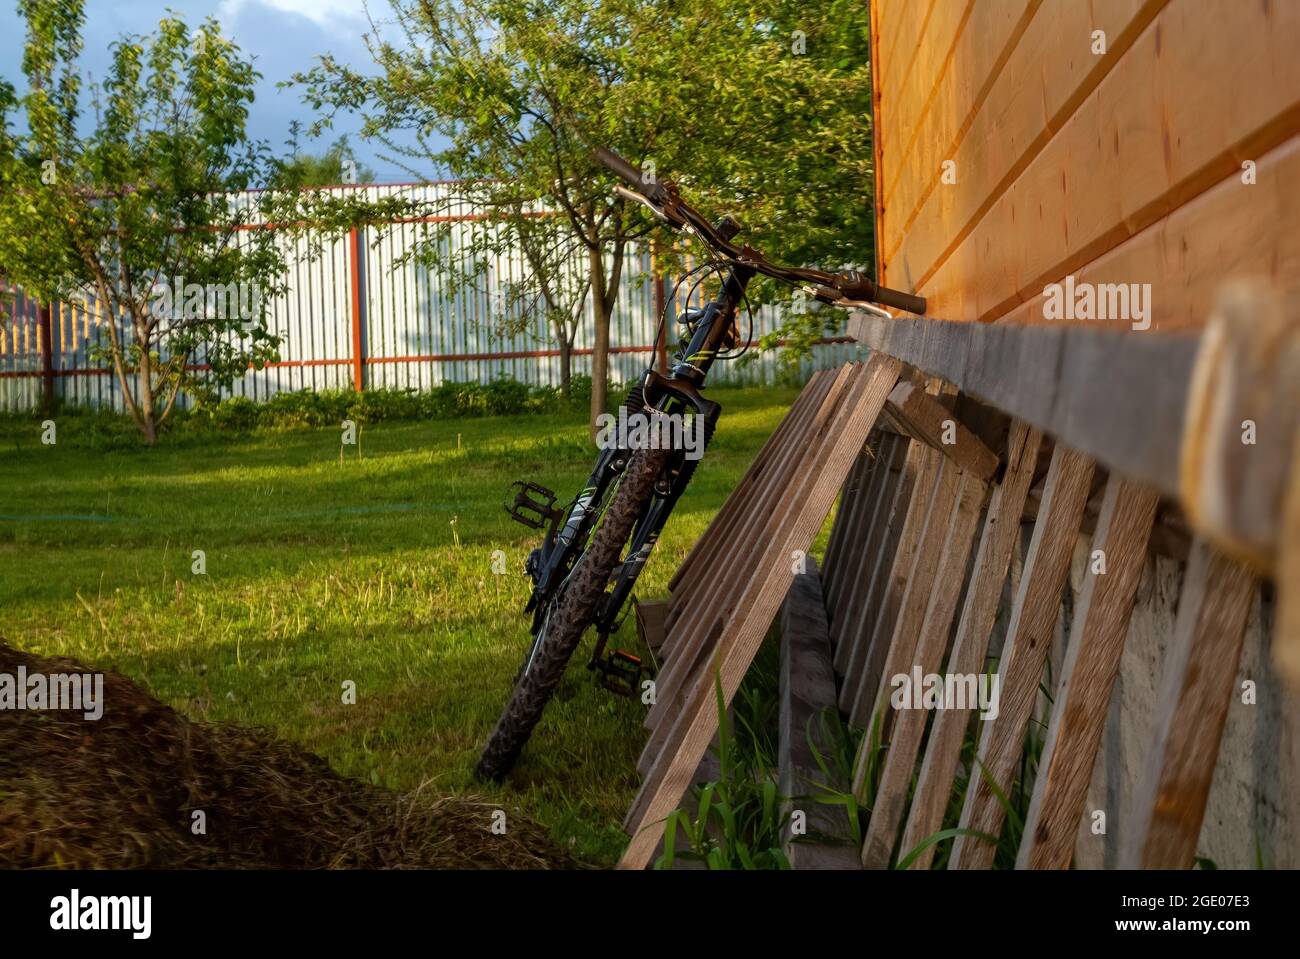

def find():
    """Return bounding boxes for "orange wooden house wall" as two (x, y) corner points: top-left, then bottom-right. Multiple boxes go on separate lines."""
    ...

(870, 0), (1300, 333)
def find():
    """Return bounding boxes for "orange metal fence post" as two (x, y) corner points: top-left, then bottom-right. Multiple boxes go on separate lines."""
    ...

(348, 227), (366, 392)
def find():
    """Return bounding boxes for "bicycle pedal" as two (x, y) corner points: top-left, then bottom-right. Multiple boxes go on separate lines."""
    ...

(506, 480), (561, 530)
(592, 649), (643, 697)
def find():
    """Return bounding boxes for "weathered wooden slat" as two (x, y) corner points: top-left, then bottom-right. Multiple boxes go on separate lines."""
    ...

(886, 379), (1000, 480)
(950, 444), (1096, 869)
(832, 436), (912, 678)
(635, 599), (669, 657)
(860, 468), (988, 868)
(822, 448), (874, 611)
(847, 311), (1197, 500)
(1120, 540), (1257, 868)
(1016, 476), (1161, 869)
(638, 365), (863, 780)
(829, 433), (904, 649)
(634, 363), (872, 797)
(779, 558), (862, 869)
(844, 444), (946, 726)
(659, 369), (837, 665)
(648, 368), (852, 736)
(899, 420), (1042, 869)
(666, 369), (833, 597)
(826, 440), (884, 618)
(850, 454), (962, 797)
(628, 358), (883, 830)
(620, 355), (902, 868)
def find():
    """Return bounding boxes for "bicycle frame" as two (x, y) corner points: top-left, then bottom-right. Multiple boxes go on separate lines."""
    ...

(480, 148), (929, 781)
(523, 260), (756, 645)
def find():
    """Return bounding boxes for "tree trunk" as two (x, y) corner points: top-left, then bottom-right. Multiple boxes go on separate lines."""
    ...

(652, 240), (668, 374)
(590, 302), (610, 443)
(136, 351), (158, 445)
(588, 245), (610, 442)
(559, 336), (572, 401)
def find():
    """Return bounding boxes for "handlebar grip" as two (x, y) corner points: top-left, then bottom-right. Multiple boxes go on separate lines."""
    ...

(838, 272), (926, 314)
(874, 285), (927, 315)
(595, 147), (646, 191)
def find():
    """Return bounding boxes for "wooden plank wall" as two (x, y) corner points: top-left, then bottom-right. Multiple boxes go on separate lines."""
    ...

(865, 0), (1300, 868)
(871, 0), (1300, 332)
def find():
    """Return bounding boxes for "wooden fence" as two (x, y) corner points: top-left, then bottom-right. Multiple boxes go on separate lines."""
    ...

(622, 303), (1297, 868)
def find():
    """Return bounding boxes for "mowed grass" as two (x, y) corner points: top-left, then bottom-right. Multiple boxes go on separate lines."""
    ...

(0, 385), (806, 864)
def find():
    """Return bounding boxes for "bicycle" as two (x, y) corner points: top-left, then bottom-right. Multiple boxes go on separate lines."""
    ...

(474, 148), (926, 782)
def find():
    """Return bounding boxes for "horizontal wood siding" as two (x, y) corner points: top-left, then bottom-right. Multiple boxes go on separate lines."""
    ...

(873, 0), (1300, 332)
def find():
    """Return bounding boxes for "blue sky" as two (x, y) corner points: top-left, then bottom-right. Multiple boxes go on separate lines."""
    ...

(0, 0), (444, 182)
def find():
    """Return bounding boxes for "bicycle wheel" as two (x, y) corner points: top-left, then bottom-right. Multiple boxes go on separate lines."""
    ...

(475, 446), (671, 782)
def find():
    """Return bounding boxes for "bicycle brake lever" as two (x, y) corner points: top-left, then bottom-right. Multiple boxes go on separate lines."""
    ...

(806, 285), (894, 320)
(613, 184), (685, 227)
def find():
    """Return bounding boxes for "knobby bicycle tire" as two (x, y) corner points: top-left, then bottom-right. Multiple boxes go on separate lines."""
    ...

(475, 446), (671, 782)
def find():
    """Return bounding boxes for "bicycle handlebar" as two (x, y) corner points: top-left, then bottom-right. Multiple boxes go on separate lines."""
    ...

(594, 147), (648, 194)
(594, 147), (927, 315)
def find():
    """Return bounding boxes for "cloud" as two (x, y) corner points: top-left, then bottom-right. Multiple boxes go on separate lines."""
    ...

(218, 0), (373, 32)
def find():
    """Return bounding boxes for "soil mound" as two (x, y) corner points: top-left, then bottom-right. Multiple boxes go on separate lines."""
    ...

(0, 642), (581, 869)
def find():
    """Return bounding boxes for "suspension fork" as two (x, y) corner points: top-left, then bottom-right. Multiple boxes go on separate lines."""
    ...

(528, 445), (624, 615)
(583, 266), (748, 635)
(589, 400), (720, 641)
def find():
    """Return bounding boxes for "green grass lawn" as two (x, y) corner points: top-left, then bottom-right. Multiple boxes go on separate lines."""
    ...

(0, 385), (811, 864)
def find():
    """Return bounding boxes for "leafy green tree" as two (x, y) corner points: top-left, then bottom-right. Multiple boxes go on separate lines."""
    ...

(298, 0), (875, 429)
(0, 2), (288, 442)
(280, 132), (377, 187)
(299, 0), (649, 430)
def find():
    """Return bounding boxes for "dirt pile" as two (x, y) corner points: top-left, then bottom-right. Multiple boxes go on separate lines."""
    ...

(0, 642), (582, 869)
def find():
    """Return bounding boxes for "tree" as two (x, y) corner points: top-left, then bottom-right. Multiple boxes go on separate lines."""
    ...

(280, 132), (377, 187)
(481, 194), (591, 401)
(298, 0), (662, 432)
(0, 2), (290, 442)
(297, 0), (876, 430)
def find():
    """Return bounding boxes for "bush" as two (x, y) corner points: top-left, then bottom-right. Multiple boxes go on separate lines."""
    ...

(483, 377), (530, 416)
(260, 389), (352, 428)
(344, 388), (426, 424)
(209, 395), (259, 432)
(0, 374), (631, 440)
